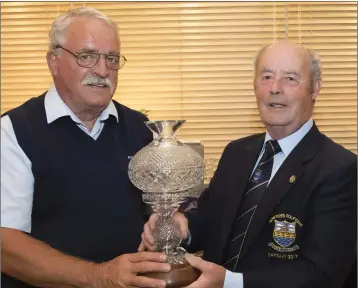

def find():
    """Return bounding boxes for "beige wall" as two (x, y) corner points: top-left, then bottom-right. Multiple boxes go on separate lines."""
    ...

(1, 2), (356, 179)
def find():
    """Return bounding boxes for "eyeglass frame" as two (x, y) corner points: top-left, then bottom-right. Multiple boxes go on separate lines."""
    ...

(54, 45), (127, 70)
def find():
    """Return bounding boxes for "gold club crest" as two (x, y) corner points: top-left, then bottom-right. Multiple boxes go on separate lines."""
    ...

(268, 215), (301, 253)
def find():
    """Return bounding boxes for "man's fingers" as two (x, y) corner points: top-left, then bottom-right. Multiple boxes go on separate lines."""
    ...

(173, 213), (189, 238)
(143, 240), (156, 252)
(143, 223), (156, 245)
(139, 232), (156, 250)
(132, 261), (171, 274)
(182, 256), (205, 288)
(141, 235), (156, 251)
(138, 241), (145, 252)
(128, 251), (166, 263)
(185, 254), (206, 271)
(138, 240), (156, 252)
(148, 214), (159, 230)
(131, 275), (167, 288)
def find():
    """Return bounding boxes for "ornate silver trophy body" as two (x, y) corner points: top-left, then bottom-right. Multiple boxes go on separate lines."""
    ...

(128, 120), (204, 286)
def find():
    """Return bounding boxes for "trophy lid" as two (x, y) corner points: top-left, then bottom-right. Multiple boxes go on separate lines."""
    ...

(145, 120), (185, 138)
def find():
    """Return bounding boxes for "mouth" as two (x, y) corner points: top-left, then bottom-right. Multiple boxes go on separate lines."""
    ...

(86, 84), (109, 88)
(268, 103), (287, 108)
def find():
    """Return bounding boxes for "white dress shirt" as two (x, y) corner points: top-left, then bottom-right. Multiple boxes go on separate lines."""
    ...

(224, 119), (314, 288)
(1, 85), (118, 233)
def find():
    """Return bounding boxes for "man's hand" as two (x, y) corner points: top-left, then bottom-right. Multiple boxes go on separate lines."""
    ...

(184, 254), (226, 288)
(91, 251), (170, 288)
(138, 212), (189, 252)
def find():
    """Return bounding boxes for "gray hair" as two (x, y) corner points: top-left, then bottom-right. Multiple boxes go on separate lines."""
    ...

(306, 49), (322, 93)
(253, 43), (322, 93)
(49, 7), (118, 53)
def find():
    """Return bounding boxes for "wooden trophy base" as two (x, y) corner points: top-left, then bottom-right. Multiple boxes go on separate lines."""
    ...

(139, 263), (201, 288)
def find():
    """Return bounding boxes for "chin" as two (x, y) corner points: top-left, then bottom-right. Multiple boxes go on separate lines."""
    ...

(262, 117), (291, 127)
(85, 97), (111, 109)
(86, 92), (111, 103)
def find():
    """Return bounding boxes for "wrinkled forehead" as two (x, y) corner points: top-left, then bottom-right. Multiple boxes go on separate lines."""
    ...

(64, 17), (120, 50)
(258, 44), (310, 74)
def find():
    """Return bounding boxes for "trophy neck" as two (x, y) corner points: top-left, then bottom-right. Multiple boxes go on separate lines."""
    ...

(145, 120), (185, 138)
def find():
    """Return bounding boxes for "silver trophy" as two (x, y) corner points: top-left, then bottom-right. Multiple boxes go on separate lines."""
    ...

(128, 120), (204, 287)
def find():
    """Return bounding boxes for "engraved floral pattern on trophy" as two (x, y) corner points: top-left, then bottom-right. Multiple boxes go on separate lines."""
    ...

(128, 120), (204, 264)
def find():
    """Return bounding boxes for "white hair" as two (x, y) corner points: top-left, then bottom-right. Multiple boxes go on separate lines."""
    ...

(307, 48), (322, 93)
(49, 7), (118, 53)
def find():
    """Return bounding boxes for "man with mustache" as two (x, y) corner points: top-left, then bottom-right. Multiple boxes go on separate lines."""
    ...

(1, 7), (170, 288)
(140, 41), (357, 288)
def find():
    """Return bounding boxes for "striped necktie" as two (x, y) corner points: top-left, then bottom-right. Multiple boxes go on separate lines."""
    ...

(223, 139), (282, 271)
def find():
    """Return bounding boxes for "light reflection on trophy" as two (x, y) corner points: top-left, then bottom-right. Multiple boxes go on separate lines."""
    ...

(128, 120), (204, 288)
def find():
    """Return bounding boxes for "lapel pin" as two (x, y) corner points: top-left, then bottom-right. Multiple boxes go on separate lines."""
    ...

(289, 175), (296, 183)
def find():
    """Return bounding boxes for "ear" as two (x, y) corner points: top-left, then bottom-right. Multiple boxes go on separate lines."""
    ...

(253, 74), (258, 91)
(311, 79), (322, 101)
(46, 51), (59, 77)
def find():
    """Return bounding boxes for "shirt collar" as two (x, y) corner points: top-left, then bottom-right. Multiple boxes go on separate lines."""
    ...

(44, 84), (119, 124)
(264, 119), (314, 157)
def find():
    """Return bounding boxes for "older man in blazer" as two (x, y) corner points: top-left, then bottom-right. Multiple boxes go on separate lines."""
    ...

(140, 41), (357, 288)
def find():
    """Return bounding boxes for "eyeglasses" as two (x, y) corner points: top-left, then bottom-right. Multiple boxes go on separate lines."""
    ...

(55, 45), (127, 70)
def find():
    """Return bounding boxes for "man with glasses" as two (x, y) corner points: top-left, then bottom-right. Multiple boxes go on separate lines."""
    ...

(1, 7), (169, 288)
(55, 45), (127, 72)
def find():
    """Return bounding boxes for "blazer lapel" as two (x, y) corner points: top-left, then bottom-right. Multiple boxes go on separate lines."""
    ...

(218, 135), (265, 256)
(237, 124), (322, 263)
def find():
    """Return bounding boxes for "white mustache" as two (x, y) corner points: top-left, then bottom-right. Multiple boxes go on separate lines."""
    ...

(81, 75), (112, 88)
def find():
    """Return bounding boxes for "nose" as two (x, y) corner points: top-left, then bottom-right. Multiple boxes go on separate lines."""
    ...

(92, 55), (110, 78)
(269, 77), (283, 95)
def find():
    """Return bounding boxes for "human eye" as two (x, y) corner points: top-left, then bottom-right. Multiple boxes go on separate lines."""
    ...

(284, 76), (299, 84)
(261, 74), (272, 81)
(78, 53), (96, 62)
(106, 55), (119, 64)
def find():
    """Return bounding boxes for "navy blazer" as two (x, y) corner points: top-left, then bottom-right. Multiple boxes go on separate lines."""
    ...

(187, 123), (357, 288)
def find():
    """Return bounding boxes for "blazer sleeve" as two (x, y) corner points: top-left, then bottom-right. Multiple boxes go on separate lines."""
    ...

(185, 140), (238, 253)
